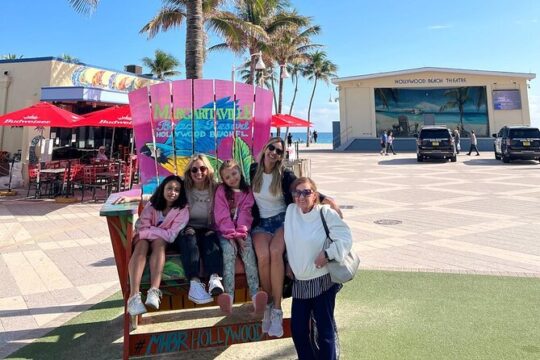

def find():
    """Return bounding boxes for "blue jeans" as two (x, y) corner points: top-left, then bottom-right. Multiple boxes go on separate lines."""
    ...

(219, 235), (259, 298)
(252, 212), (285, 236)
(291, 284), (339, 360)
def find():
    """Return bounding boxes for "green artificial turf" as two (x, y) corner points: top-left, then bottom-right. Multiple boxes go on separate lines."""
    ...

(336, 271), (540, 360)
(8, 271), (540, 359)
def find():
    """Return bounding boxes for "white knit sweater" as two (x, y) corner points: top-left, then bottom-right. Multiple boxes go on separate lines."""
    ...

(284, 204), (353, 281)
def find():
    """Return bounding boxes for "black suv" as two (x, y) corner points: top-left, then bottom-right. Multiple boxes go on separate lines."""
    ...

(416, 126), (456, 162)
(492, 126), (540, 163)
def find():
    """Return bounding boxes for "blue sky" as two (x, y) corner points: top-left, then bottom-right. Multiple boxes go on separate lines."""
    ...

(1, 0), (539, 131)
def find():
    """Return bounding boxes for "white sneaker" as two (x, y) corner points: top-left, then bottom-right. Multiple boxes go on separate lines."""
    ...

(208, 274), (224, 296)
(261, 303), (273, 334)
(188, 280), (213, 304)
(145, 288), (162, 310)
(127, 293), (147, 316)
(268, 308), (284, 337)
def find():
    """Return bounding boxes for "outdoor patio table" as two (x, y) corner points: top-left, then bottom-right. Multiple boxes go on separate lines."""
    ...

(38, 168), (66, 197)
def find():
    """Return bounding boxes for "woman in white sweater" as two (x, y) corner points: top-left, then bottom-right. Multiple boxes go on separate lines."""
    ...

(284, 177), (352, 360)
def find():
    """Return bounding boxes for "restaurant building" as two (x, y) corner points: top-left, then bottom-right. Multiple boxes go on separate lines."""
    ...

(0, 57), (158, 164)
(332, 67), (536, 150)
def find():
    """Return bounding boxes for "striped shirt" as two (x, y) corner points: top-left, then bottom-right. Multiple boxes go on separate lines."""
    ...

(292, 273), (336, 299)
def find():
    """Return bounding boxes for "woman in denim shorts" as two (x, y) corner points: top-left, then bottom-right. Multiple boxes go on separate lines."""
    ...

(250, 137), (340, 338)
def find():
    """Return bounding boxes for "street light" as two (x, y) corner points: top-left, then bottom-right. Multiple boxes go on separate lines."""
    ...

(231, 51), (266, 85)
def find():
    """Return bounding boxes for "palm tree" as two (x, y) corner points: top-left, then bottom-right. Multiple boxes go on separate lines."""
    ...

(267, 24), (321, 115)
(303, 50), (337, 146)
(1, 54), (24, 60)
(67, 0), (99, 15)
(142, 50), (181, 80)
(210, 0), (309, 84)
(70, 0), (207, 79)
(59, 54), (81, 63)
(287, 61), (305, 115)
(141, 0), (232, 79)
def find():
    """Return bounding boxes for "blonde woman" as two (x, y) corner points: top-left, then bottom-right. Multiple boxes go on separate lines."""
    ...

(250, 137), (341, 338)
(173, 154), (224, 305)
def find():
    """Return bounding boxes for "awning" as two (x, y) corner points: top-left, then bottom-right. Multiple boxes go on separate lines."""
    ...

(271, 114), (312, 128)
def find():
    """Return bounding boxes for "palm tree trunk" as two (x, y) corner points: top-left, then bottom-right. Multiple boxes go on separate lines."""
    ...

(289, 75), (299, 115)
(278, 68), (284, 114)
(186, 0), (203, 79)
(306, 78), (318, 147)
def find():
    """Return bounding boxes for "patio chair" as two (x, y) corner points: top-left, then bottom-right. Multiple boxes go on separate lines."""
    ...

(27, 167), (51, 198)
(81, 165), (110, 202)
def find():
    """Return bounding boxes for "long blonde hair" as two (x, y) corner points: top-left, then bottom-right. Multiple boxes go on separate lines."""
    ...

(251, 137), (285, 196)
(183, 154), (217, 194)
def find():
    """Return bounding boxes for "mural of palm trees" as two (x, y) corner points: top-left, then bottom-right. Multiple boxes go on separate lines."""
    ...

(375, 88), (399, 109)
(303, 50), (337, 147)
(142, 50), (181, 80)
(440, 87), (471, 134)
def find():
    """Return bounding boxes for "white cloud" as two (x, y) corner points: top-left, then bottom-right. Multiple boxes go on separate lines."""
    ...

(427, 24), (452, 30)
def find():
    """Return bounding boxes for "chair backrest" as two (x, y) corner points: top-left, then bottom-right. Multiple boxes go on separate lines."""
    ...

(129, 79), (273, 195)
(83, 166), (97, 184)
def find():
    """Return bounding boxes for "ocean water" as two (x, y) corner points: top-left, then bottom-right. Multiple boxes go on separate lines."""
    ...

(279, 132), (333, 144)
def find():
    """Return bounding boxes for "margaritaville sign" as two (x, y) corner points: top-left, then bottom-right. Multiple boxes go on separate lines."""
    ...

(394, 77), (467, 85)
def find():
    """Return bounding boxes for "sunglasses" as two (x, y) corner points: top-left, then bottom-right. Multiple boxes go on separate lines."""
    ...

(292, 189), (314, 198)
(268, 144), (284, 156)
(190, 166), (208, 174)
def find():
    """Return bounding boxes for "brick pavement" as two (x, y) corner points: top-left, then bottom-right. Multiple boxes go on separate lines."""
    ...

(0, 149), (539, 358)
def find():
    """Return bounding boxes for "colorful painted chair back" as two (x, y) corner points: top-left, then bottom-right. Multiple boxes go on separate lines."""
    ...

(128, 80), (272, 194)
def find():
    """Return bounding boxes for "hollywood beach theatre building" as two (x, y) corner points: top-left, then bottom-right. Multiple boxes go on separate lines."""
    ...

(332, 67), (536, 151)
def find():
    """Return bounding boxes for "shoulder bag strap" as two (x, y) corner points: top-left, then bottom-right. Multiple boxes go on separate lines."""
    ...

(319, 209), (332, 242)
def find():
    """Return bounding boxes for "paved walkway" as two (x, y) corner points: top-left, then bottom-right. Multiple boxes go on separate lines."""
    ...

(1, 150), (539, 358)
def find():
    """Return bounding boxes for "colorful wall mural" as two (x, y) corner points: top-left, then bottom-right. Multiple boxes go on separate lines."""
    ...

(57, 64), (157, 92)
(375, 86), (489, 137)
(129, 80), (272, 194)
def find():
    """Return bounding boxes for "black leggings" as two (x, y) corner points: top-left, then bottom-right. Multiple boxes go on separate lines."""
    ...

(175, 227), (223, 280)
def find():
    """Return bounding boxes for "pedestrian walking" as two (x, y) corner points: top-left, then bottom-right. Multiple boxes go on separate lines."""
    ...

(379, 131), (387, 155)
(453, 127), (461, 154)
(386, 131), (397, 155)
(313, 130), (318, 143)
(467, 130), (480, 156)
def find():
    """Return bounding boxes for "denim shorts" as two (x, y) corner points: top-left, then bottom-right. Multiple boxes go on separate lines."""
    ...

(252, 212), (286, 236)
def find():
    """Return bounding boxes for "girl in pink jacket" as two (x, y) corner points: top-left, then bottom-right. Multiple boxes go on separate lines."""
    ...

(214, 160), (267, 314)
(127, 175), (189, 316)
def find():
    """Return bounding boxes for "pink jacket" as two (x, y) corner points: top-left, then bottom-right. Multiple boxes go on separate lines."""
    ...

(134, 202), (189, 243)
(213, 185), (254, 239)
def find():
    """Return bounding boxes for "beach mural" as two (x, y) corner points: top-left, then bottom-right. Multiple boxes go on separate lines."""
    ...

(375, 86), (488, 137)
(129, 79), (272, 195)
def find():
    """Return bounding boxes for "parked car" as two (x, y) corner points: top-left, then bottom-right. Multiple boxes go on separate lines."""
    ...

(492, 126), (540, 163)
(416, 126), (456, 162)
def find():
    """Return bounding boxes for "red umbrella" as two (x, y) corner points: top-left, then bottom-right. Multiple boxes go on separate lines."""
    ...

(271, 114), (313, 128)
(75, 105), (132, 128)
(0, 102), (82, 127)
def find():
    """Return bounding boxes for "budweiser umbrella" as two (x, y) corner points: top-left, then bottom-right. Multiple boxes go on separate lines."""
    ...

(74, 105), (133, 159)
(75, 105), (132, 128)
(271, 114), (313, 128)
(0, 102), (82, 127)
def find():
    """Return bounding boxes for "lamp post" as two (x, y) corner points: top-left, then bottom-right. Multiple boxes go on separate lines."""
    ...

(231, 52), (266, 151)
(277, 64), (290, 138)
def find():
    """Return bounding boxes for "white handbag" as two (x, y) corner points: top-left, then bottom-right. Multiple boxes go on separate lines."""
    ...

(319, 211), (360, 284)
